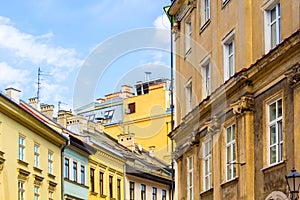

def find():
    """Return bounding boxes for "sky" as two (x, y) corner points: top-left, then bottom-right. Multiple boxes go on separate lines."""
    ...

(0, 0), (171, 112)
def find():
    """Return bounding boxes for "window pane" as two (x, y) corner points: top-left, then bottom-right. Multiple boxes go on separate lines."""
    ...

(269, 102), (276, 122)
(271, 23), (277, 48)
(271, 7), (276, 21)
(227, 146), (231, 162)
(270, 146), (277, 164)
(233, 144), (236, 161)
(277, 99), (282, 117)
(227, 165), (231, 180)
(270, 125), (276, 145)
(226, 127), (231, 143)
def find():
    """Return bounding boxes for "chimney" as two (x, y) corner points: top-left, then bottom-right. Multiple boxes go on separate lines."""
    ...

(117, 133), (135, 151)
(57, 110), (73, 127)
(145, 72), (152, 81)
(40, 104), (54, 119)
(29, 97), (39, 109)
(5, 88), (21, 103)
(149, 146), (155, 157)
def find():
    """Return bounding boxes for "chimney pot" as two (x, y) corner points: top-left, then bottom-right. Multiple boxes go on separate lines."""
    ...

(5, 88), (21, 103)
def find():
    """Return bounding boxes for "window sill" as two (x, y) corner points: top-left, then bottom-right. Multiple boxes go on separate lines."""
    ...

(100, 194), (107, 198)
(33, 167), (43, 174)
(17, 159), (28, 167)
(184, 48), (192, 59)
(261, 160), (286, 173)
(48, 173), (56, 179)
(222, 0), (231, 9)
(90, 191), (98, 196)
(220, 177), (239, 188)
(200, 188), (213, 197)
(200, 20), (211, 34)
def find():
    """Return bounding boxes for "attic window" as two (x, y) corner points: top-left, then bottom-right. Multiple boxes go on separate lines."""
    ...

(104, 110), (114, 119)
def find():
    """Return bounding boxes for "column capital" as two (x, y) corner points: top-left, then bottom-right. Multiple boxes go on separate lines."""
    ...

(231, 95), (254, 115)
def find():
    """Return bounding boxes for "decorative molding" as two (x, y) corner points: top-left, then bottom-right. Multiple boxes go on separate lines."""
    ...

(285, 62), (300, 88)
(18, 168), (30, 181)
(33, 174), (44, 186)
(48, 180), (57, 191)
(208, 115), (221, 132)
(231, 95), (254, 115)
(0, 151), (5, 173)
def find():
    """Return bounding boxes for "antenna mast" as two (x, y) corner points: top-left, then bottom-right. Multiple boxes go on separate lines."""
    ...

(37, 67), (41, 103)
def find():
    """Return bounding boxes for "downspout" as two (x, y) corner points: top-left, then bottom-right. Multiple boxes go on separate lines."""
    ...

(61, 133), (70, 200)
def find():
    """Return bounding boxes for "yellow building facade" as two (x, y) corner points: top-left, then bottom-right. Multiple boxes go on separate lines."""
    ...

(0, 89), (67, 200)
(105, 79), (172, 161)
(168, 0), (300, 199)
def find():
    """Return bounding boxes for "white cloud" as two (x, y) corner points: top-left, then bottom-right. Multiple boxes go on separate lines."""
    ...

(0, 16), (82, 82)
(0, 62), (30, 88)
(153, 14), (170, 30)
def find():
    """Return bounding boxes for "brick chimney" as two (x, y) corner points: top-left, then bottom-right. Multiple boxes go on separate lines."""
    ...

(28, 97), (39, 109)
(57, 110), (73, 127)
(5, 88), (21, 103)
(40, 104), (54, 119)
(118, 133), (135, 151)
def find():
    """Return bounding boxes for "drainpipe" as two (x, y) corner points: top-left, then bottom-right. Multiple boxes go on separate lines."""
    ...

(61, 133), (70, 200)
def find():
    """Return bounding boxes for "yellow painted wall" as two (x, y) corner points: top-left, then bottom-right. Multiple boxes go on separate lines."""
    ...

(0, 101), (65, 200)
(88, 149), (124, 200)
(105, 83), (172, 161)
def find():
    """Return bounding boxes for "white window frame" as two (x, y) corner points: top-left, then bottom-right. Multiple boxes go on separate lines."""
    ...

(185, 79), (193, 114)
(222, 31), (235, 81)
(18, 181), (25, 200)
(48, 151), (53, 174)
(267, 98), (283, 165)
(225, 124), (236, 181)
(200, 56), (211, 98)
(201, 0), (210, 26)
(73, 161), (77, 182)
(203, 139), (212, 191)
(185, 20), (192, 53)
(34, 144), (39, 168)
(18, 136), (25, 161)
(263, 0), (281, 52)
(80, 165), (85, 185)
(187, 156), (194, 200)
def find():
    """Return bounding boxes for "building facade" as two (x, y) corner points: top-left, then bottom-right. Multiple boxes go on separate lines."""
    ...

(168, 0), (300, 199)
(0, 89), (67, 200)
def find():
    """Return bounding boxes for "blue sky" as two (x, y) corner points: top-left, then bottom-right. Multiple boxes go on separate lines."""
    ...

(0, 0), (171, 111)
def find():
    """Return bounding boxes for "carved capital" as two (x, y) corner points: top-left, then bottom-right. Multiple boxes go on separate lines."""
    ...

(285, 62), (300, 88)
(231, 95), (254, 115)
(208, 115), (220, 132)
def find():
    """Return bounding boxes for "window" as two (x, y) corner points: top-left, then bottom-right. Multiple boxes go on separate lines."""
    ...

(187, 156), (194, 200)
(128, 103), (136, 114)
(202, 63), (211, 97)
(90, 168), (95, 192)
(34, 144), (39, 168)
(117, 179), (121, 200)
(80, 165), (85, 185)
(48, 190), (54, 200)
(109, 175), (113, 198)
(201, 0), (210, 26)
(48, 151), (53, 174)
(18, 181), (25, 200)
(152, 187), (157, 200)
(64, 158), (69, 179)
(264, 2), (280, 52)
(141, 184), (146, 200)
(185, 80), (192, 114)
(226, 124), (236, 181)
(100, 171), (104, 195)
(268, 99), (283, 165)
(104, 110), (114, 119)
(73, 162), (77, 182)
(34, 186), (39, 200)
(130, 181), (135, 200)
(162, 189), (167, 200)
(18, 136), (25, 161)
(223, 39), (235, 81)
(185, 20), (192, 52)
(203, 139), (212, 191)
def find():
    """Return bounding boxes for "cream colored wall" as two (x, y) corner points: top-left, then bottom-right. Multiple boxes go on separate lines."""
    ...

(0, 112), (63, 200)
